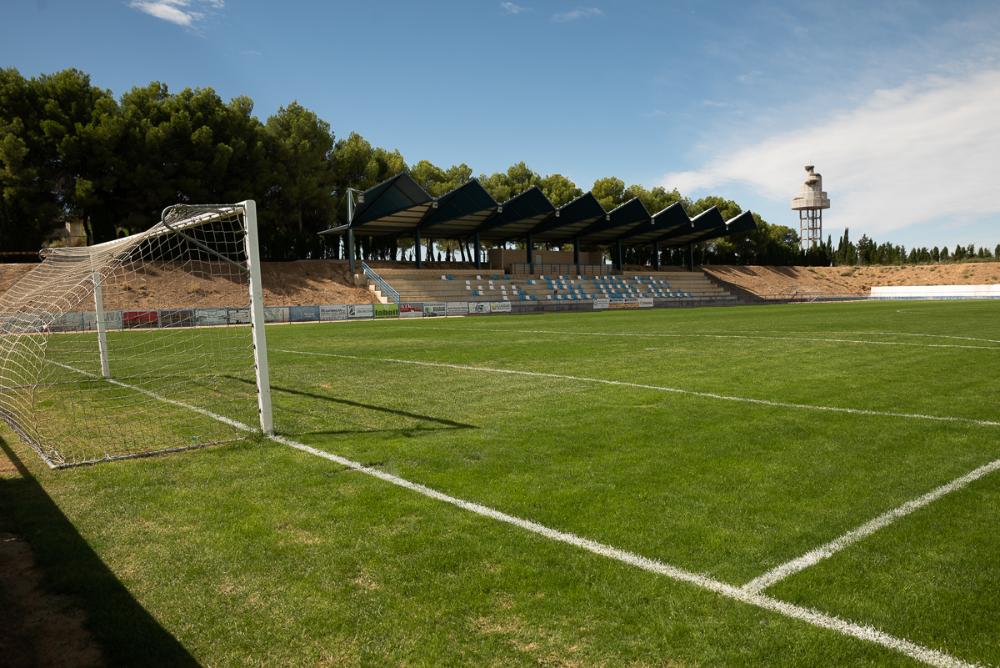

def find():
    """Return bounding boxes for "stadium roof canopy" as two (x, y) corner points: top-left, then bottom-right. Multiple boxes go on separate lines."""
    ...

(321, 172), (756, 268)
(335, 172), (434, 236)
(479, 186), (555, 241)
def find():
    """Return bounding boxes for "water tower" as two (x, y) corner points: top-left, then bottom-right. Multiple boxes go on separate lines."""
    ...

(790, 165), (830, 249)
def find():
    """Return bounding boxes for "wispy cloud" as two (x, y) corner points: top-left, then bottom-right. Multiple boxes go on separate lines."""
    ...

(500, 1), (527, 15)
(552, 7), (603, 23)
(129, 0), (223, 28)
(662, 67), (1000, 237)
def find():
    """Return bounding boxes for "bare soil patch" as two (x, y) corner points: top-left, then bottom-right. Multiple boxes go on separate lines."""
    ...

(704, 262), (1000, 298)
(0, 527), (104, 667)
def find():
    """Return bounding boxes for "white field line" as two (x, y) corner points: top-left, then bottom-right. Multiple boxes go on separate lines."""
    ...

(276, 350), (1000, 429)
(743, 457), (1000, 593)
(390, 325), (1000, 351)
(756, 329), (1000, 346)
(47, 361), (980, 668)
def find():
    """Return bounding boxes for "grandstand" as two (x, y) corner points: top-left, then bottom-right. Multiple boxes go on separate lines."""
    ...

(367, 267), (740, 307)
(322, 172), (752, 311)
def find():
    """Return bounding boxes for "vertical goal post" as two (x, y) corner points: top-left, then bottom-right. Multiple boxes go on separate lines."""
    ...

(241, 199), (273, 435)
(0, 199), (274, 467)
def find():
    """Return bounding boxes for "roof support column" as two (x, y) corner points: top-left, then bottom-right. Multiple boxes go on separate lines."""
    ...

(526, 233), (534, 274)
(653, 241), (660, 270)
(347, 228), (356, 273)
(414, 228), (422, 268)
(474, 231), (481, 269)
(573, 237), (581, 275)
(615, 239), (624, 272)
(346, 188), (358, 273)
(687, 242), (695, 271)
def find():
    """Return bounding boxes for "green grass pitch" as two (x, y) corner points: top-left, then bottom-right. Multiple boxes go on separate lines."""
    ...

(1, 300), (998, 665)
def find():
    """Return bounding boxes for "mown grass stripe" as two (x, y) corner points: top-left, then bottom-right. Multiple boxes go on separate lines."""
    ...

(277, 349), (1000, 428)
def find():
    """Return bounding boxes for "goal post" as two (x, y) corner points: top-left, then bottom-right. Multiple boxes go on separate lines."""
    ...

(0, 200), (273, 467)
(91, 269), (111, 379)
(242, 199), (273, 435)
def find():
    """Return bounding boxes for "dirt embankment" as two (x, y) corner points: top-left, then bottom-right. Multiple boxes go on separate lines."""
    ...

(0, 260), (375, 309)
(704, 262), (1000, 298)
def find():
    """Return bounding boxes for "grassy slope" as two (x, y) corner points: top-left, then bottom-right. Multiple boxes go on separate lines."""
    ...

(2, 299), (998, 665)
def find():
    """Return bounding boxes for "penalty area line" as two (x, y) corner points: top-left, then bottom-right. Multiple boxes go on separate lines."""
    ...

(47, 361), (982, 667)
(276, 349), (1000, 429)
(743, 457), (1000, 593)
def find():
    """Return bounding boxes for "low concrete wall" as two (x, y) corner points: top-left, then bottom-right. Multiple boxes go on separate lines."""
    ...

(870, 284), (1000, 299)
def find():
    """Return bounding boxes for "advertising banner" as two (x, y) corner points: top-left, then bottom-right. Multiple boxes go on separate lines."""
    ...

(289, 305), (320, 322)
(123, 310), (159, 328)
(446, 302), (468, 316)
(347, 304), (374, 319)
(468, 302), (492, 314)
(264, 306), (290, 323)
(399, 303), (423, 318)
(227, 308), (251, 325)
(98, 311), (123, 331)
(490, 301), (512, 313)
(159, 309), (196, 328)
(51, 311), (84, 332)
(639, 298), (654, 308)
(318, 305), (347, 321)
(608, 298), (644, 310)
(423, 302), (447, 317)
(593, 298), (610, 310)
(194, 308), (228, 326)
(374, 303), (399, 319)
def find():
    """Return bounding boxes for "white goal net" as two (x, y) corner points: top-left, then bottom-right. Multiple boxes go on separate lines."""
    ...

(0, 201), (272, 468)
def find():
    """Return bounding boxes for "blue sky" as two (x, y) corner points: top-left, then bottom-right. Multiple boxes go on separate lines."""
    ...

(4, 0), (1000, 249)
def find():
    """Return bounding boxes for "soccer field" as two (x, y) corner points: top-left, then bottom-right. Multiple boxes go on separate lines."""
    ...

(2, 300), (999, 666)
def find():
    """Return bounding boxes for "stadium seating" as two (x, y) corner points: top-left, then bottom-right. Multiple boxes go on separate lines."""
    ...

(367, 268), (740, 306)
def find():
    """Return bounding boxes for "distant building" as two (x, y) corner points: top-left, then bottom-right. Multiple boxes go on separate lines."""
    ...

(65, 219), (88, 247)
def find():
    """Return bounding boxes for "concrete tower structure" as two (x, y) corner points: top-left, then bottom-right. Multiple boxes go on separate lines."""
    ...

(790, 165), (830, 249)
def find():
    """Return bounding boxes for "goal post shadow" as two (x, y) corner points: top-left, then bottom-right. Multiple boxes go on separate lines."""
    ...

(0, 435), (199, 666)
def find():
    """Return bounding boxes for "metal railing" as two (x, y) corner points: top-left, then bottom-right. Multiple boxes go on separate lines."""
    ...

(361, 262), (400, 304)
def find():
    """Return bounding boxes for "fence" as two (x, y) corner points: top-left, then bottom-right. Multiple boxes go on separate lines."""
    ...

(34, 298), (669, 333)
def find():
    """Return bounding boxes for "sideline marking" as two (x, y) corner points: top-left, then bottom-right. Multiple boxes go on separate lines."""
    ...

(277, 350), (1000, 429)
(762, 329), (1000, 346)
(743, 458), (1000, 593)
(47, 361), (978, 667)
(392, 325), (1000, 351)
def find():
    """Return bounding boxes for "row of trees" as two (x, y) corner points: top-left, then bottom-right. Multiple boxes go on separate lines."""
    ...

(831, 229), (1000, 266)
(0, 67), (805, 265)
(0, 68), (404, 259)
(2, 68), (994, 267)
